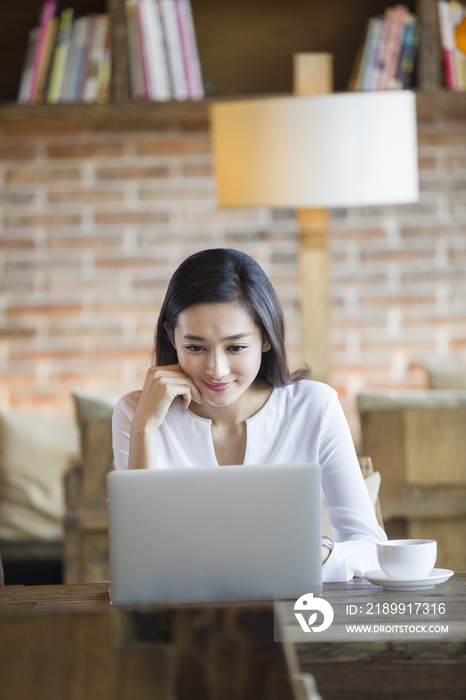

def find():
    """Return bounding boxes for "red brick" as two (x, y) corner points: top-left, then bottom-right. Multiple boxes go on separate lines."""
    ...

(418, 130), (466, 147)
(136, 138), (210, 155)
(139, 187), (211, 200)
(0, 145), (36, 160)
(0, 192), (35, 204)
(0, 237), (35, 249)
(47, 143), (124, 158)
(5, 168), (81, 183)
(46, 235), (123, 249)
(95, 212), (169, 224)
(96, 166), (169, 180)
(0, 327), (36, 338)
(360, 248), (434, 262)
(447, 156), (466, 169)
(360, 295), (436, 306)
(4, 213), (82, 227)
(95, 347), (151, 359)
(7, 304), (83, 317)
(420, 179), (466, 192)
(182, 164), (212, 177)
(10, 348), (87, 361)
(418, 157), (437, 170)
(48, 190), (124, 203)
(401, 225), (466, 238)
(95, 258), (169, 269)
(329, 227), (386, 240)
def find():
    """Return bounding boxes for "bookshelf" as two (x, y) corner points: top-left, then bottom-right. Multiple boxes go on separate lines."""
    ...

(0, 0), (465, 131)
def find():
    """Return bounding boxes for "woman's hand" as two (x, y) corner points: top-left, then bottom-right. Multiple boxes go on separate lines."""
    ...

(128, 364), (203, 469)
(322, 545), (331, 565)
(132, 364), (203, 433)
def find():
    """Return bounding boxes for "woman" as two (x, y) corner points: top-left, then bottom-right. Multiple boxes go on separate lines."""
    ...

(112, 248), (386, 582)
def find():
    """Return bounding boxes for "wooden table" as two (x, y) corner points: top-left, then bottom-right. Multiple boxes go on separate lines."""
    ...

(1, 574), (465, 700)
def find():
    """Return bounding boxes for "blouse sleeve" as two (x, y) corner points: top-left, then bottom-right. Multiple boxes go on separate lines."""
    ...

(318, 390), (387, 582)
(111, 394), (136, 471)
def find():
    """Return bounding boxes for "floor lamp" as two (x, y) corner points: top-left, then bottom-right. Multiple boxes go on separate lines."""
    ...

(209, 54), (419, 383)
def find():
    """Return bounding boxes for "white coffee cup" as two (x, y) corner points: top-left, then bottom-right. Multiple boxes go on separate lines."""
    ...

(377, 539), (437, 580)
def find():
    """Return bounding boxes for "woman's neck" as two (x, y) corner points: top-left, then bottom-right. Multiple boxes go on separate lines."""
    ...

(188, 378), (272, 428)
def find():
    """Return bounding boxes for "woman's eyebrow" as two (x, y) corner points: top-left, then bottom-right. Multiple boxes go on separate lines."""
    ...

(182, 333), (253, 341)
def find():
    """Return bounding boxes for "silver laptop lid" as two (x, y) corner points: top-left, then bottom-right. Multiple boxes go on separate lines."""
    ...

(107, 462), (322, 605)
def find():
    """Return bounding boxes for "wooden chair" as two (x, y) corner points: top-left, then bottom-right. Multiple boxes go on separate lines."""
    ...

(358, 455), (384, 530)
(63, 418), (114, 583)
(359, 389), (466, 569)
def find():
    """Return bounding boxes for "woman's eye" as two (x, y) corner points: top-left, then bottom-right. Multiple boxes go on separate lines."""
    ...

(185, 345), (205, 352)
(228, 345), (247, 352)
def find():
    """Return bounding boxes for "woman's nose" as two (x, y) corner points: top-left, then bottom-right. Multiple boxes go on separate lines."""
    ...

(205, 351), (229, 379)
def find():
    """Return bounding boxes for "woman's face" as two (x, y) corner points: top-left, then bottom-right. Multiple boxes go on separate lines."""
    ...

(168, 302), (271, 408)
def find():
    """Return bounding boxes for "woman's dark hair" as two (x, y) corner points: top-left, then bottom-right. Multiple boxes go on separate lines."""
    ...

(153, 248), (310, 387)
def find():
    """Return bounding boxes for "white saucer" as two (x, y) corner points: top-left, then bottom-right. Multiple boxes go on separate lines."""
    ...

(363, 568), (454, 591)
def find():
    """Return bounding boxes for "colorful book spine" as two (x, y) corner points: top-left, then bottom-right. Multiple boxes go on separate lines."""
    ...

(83, 14), (109, 103)
(377, 4), (409, 89)
(47, 8), (74, 104)
(96, 22), (112, 103)
(450, 1), (466, 90)
(139, 0), (171, 100)
(126, 0), (146, 99)
(177, 0), (204, 99)
(28, 0), (58, 102)
(438, 0), (459, 89)
(17, 28), (40, 104)
(160, 0), (189, 100)
(393, 15), (420, 88)
(360, 17), (383, 90)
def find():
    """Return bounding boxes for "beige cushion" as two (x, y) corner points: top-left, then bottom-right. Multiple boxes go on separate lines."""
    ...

(425, 361), (466, 390)
(0, 413), (79, 541)
(321, 471), (381, 539)
(358, 389), (466, 413)
(72, 387), (119, 425)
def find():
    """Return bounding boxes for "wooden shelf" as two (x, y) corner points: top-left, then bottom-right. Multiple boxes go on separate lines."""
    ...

(1, 90), (465, 133)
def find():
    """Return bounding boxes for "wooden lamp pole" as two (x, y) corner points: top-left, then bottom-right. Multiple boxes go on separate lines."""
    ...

(293, 53), (333, 384)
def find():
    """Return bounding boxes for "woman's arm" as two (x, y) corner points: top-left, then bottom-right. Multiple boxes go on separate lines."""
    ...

(112, 364), (203, 470)
(319, 392), (387, 581)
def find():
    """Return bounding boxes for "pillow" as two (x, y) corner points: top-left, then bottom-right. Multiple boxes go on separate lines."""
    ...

(71, 387), (119, 425)
(0, 412), (79, 541)
(424, 361), (466, 390)
(321, 471), (381, 539)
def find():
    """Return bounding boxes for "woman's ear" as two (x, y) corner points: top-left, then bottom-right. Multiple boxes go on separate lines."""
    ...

(164, 322), (176, 348)
(262, 337), (271, 352)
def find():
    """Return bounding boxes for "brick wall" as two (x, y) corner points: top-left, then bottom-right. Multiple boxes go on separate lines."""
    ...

(0, 111), (465, 444)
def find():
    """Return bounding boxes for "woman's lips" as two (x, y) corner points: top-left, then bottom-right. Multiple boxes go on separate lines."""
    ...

(202, 380), (234, 392)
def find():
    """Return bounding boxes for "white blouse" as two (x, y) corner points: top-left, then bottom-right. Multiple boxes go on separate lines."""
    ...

(112, 379), (386, 582)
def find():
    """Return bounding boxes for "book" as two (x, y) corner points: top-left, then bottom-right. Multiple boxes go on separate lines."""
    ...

(126, 0), (146, 99)
(17, 28), (40, 104)
(83, 14), (109, 103)
(160, 0), (188, 100)
(393, 15), (420, 88)
(28, 0), (58, 102)
(138, 0), (171, 100)
(63, 16), (88, 102)
(47, 8), (74, 103)
(96, 21), (112, 103)
(438, 1), (459, 89)
(377, 4), (409, 89)
(76, 15), (96, 101)
(360, 16), (383, 90)
(450, 1), (466, 89)
(177, 0), (204, 99)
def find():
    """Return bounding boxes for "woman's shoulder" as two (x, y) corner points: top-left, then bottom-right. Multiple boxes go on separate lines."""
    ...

(113, 390), (141, 422)
(275, 379), (338, 404)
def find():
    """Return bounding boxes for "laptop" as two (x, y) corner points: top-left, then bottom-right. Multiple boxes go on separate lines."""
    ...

(107, 462), (322, 605)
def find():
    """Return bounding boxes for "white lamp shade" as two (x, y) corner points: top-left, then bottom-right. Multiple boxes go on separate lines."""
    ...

(210, 91), (419, 208)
